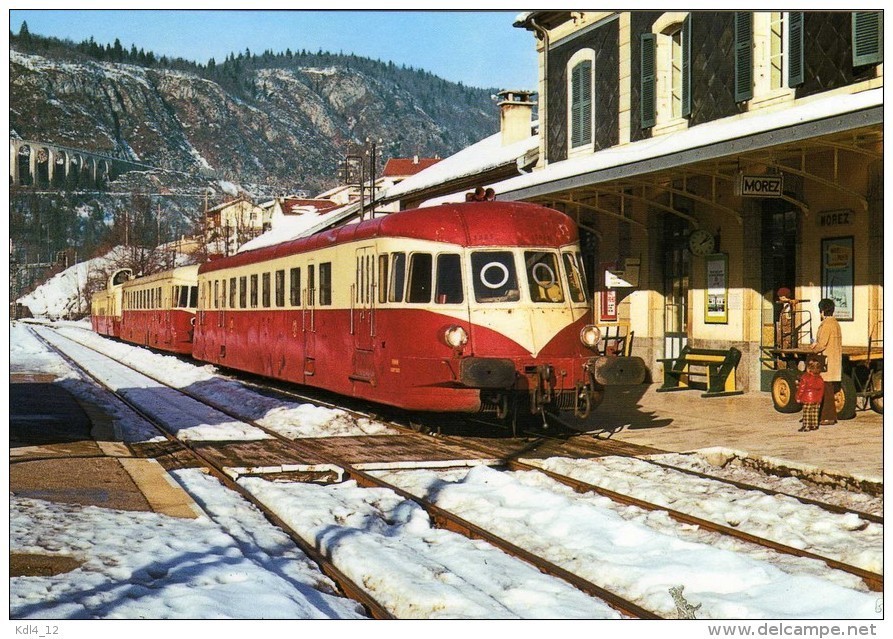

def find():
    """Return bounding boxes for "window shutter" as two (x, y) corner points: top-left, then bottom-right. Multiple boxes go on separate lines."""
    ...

(734, 12), (753, 102)
(570, 60), (592, 148)
(580, 60), (592, 145)
(682, 14), (692, 117)
(571, 63), (582, 147)
(852, 11), (883, 66)
(788, 12), (804, 87)
(640, 33), (656, 129)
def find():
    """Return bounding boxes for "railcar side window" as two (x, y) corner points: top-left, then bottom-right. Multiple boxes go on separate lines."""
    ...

(389, 253), (406, 303)
(319, 262), (332, 306)
(229, 277), (237, 308)
(190, 286), (198, 308)
(378, 255), (389, 304)
(563, 252), (588, 303)
(290, 268), (301, 306)
(407, 253), (433, 303)
(471, 251), (519, 303)
(250, 274), (259, 308)
(525, 251), (565, 303)
(214, 280), (220, 309)
(307, 265), (315, 307)
(275, 270), (285, 307)
(435, 254), (464, 304)
(239, 276), (247, 309)
(262, 273), (271, 308)
(180, 285), (190, 308)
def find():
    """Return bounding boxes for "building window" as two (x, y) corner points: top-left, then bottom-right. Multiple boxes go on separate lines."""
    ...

(642, 13), (690, 131)
(567, 50), (594, 152)
(751, 12), (801, 104)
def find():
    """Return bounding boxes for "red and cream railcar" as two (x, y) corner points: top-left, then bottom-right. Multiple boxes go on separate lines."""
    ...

(193, 201), (605, 426)
(120, 265), (199, 355)
(90, 268), (133, 337)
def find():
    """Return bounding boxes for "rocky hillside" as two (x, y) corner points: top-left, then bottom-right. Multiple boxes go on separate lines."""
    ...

(10, 44), (500, 194)
(9, 33), (503, 289)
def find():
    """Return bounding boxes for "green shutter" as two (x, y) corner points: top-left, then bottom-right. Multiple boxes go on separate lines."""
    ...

(682, 14), (692, 117)
(570, 60), (593, 148)
(641, 33), (656, 129)
(734, 12), (753, 102)
(853, 11), (883, 66)
(788, 12), (804, 87)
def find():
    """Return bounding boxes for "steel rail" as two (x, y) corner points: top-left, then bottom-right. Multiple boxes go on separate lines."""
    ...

(505, 459), (883, 592)
(28, 326), (394, 620)
(42, 325), (660, 619)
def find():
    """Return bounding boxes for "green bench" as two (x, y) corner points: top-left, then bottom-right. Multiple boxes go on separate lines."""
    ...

(657, 346), (743, 397)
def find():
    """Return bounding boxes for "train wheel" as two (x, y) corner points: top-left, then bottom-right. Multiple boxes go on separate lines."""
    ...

(771, 369), (802, 413)
(869, 369), (883, 414)
(835, 374), (857, 420)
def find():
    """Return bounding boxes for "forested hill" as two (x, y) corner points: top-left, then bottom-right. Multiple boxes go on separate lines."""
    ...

(10, 25), (501, 194)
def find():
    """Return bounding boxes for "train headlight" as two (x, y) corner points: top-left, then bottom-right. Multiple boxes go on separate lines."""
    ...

(444, 325), (469, 349)
(580, 325), (601, 349)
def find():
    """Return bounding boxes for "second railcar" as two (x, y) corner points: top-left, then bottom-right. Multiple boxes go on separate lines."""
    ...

(120, 265), (199, 355)
(193, 201), (605, 427)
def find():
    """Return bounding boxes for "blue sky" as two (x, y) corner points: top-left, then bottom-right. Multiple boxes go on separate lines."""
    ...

(9, 8), (538, 90)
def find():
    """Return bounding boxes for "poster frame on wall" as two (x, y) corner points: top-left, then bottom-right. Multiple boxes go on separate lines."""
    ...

(821, 236), (854, 321)
(705, 253), (728, 324)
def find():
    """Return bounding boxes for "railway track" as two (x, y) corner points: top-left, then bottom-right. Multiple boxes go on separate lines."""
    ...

(29, 324), (654, 619)
(29, 323), (883, 617)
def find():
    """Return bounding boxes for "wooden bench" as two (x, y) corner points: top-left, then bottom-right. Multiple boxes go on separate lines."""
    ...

(657, 346), (743, 397)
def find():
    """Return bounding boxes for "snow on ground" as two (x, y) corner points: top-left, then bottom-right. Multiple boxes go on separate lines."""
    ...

(529, 456), (882, 573)
(9, 321), (885, 622)
(52, 323), (397, 438)
(374, 466), (880, 619)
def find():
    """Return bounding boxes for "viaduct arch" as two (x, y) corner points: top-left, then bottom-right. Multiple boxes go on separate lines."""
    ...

(9, 138), (161, 190)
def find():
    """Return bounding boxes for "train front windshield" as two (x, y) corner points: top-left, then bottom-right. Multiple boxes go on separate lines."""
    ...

(471, 249), (588, 305)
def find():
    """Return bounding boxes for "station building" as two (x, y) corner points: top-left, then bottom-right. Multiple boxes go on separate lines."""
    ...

(491, 11), (884, 392)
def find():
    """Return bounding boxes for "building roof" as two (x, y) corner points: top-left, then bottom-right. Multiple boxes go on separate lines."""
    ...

(380, 130), (538, 203)
(381, 157), (441, 177)
(278, 198), (340, 214)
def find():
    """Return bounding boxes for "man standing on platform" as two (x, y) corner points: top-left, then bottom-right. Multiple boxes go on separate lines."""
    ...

(811, 298), (843, 425)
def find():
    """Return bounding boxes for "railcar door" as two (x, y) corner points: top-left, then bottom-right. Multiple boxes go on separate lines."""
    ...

(352, 246), (376, 382)
(303, 261), (317, 378)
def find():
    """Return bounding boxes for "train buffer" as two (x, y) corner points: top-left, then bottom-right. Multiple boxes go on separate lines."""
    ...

(656, 345), (744, 398)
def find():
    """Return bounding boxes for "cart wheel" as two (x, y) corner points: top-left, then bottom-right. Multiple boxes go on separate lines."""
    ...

(771, 369), (802, 413)
(869, 369), (883, 414)
(835, 374), (857, 420)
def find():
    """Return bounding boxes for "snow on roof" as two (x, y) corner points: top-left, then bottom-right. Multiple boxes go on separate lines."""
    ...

(279, 198), (340, 214)
(237, 200), (361, 252)
(495, 87), (883, 198)
(381, 130), (539, 201)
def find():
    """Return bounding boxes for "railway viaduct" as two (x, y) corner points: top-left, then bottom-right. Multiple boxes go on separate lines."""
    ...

(10, 138), (162, 190)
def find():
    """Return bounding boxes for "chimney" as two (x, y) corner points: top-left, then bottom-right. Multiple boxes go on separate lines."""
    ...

(497, 89), (536, 146)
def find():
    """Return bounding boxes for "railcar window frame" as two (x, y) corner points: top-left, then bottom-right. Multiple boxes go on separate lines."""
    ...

(262, 272), (271, 308)
(213, 280), (220, 309)
(388, 252), (406, 303)
(562, 251), (589, 303)
(407, 252), (433, 304)
(275, 269), (285, 307)
(524, 250), (565, 304)
(470, 250), (520, 303)
(189, 285), (198, 308)
(250, 274), (259, 308)
(290, 267), (301, 307)
(378, 255), (389, 304)
(307, 265), (316, 307)
(239, 276), (247, 309)
(435, 253), (464, 304)
(319, 262), (332, 306)
(229, 277), (237, 309)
